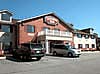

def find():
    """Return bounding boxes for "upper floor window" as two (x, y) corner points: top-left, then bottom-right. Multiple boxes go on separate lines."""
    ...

(91, 35), (95, 39)
(1, 13), (10, 21)
(43, 27), (50, 31)
(77, 33), (82, 38)
(65, 30), (70, 32)
(85, 35), (89, 39)
(1, 25), (10, 32)
(65, 30), (70, 35)
(54, 28), (60, 31)
(27, 25), (35, 33)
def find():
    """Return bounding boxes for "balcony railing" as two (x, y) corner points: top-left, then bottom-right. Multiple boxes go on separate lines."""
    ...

(38, 29), (72, 37)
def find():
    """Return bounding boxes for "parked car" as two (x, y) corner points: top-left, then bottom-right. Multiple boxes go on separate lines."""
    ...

(12, 43), (46, 60)
(51, 44), (81, 57)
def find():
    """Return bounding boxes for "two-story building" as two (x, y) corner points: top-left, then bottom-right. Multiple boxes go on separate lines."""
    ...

(73, 28), (96, 51)
(17, 13), (74, 54)
(0, 10), (16, 54)
(0, 10), (98, 56)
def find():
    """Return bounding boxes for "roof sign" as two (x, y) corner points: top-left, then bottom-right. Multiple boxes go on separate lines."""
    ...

(44, 16), (59, 26)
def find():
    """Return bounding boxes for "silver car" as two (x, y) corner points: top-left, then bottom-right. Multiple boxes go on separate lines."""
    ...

(52, 44), (81, 57)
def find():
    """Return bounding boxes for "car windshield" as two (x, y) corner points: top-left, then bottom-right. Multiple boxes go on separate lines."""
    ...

(30, 44), (43, 49)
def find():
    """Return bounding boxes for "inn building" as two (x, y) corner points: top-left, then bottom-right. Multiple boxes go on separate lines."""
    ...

(73, 28), (96, 51)
(17, 13), (74, 54)
(0, 10), (98, 55)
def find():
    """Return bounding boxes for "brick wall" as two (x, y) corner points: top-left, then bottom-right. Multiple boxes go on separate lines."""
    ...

(18, 15), (72, 44)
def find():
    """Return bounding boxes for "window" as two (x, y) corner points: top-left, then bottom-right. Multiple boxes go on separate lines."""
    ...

(74, 33), (77, 36)
(77, 33), (82, 38)
(65, 30), (70, 35)
(85, 44), (89, 48)
(54, 28), (60, 31)
(65, 30), (69, 32)
(92, 44), (95, 48)
(3, 42), (11, 50)
(85, 35), (89, 39)
(91, 35), (95, 39)
(54, 28), (60, 35)
(1, 13), (10, 21)
(59, 45), (66, 49)
(53, 44), (67, 49)
(27, 25), (35, 33)
(1, 25), (10, 32)
(43, 27), (50, 31)
(78, 44), (82, 48)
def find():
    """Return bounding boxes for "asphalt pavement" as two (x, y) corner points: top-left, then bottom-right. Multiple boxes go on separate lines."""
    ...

(0, 52), (100, 74)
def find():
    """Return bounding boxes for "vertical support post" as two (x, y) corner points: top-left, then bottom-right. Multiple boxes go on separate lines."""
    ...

(0, 42), (4, 56)
(45, 40), (49, 54)
(45, 29), (48, 35)
(0, 42), (2, 50)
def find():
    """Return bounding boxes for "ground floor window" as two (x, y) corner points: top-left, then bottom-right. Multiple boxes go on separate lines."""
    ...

(92, 44), (95, 48)
(78, 44), (83, 48)
(0, 42), (12, 54)
(85, 44), (89, 48)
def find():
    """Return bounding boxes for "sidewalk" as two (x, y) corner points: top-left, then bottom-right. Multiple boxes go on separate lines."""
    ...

(0, 56), (6, 60)
(81, 51), (100, 54)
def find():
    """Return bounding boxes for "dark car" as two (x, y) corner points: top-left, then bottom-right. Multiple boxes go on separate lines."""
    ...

(12, 43), (46, 60)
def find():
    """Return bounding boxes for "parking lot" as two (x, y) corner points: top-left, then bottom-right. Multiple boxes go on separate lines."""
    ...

(0, 52), (100, 74)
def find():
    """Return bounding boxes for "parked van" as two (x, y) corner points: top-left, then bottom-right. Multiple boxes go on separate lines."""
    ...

(52, 44), (81, 57)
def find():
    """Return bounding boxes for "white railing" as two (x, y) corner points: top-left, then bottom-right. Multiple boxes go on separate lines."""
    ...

(38, 29), (72, 37)
(0, 32), (5, 37)
(0, 32), (12, 42)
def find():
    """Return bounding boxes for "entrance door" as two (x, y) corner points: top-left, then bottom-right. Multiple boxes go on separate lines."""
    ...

(3, 42), (12, 54)
(49, 40), (64, 53)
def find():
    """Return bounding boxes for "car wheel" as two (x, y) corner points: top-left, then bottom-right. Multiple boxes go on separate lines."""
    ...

(68, 52), (73, 57)
(53, 51), (57, 56)
(36, 57), (41, 61)
(77, 55), (80, 58)
(12, 53), (19, 58)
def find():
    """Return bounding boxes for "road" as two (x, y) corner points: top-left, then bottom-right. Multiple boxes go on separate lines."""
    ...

(0, 52), (100, 74)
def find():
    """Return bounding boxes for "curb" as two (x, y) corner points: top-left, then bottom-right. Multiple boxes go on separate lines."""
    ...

(0, 56), (6, 60)
(81, 51), (100, 54)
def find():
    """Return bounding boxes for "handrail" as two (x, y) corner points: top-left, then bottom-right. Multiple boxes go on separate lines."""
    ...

(38, 29), (72, 37)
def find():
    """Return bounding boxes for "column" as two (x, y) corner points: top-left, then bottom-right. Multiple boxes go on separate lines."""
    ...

(0, 42), (2, 50)
(45, 40), (49, 54)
